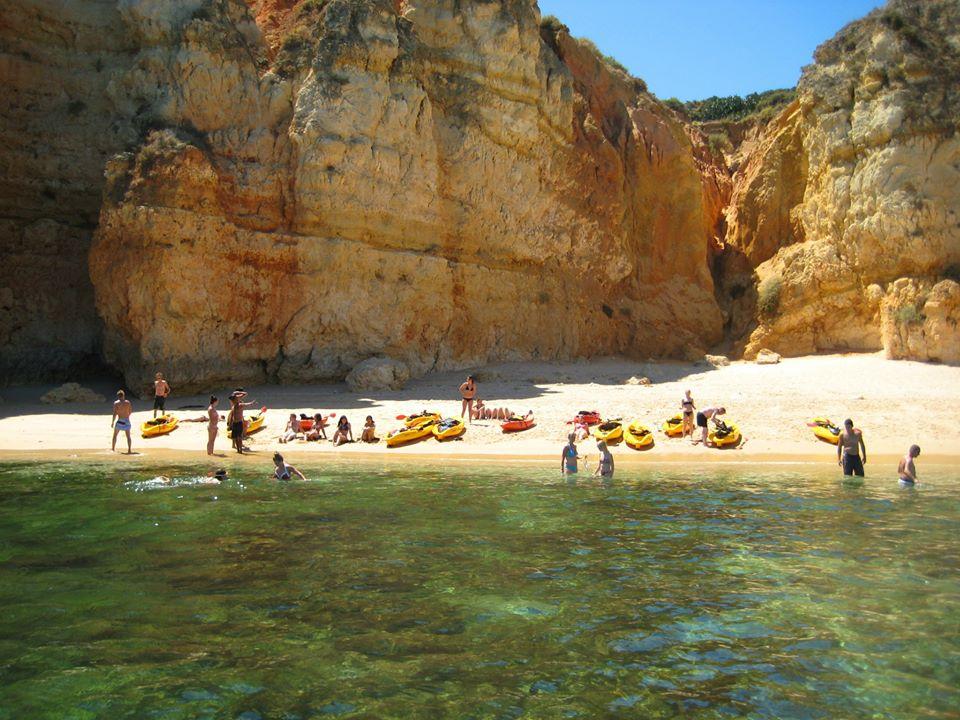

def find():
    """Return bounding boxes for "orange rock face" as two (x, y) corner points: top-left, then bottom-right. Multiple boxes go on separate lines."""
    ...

(87, 0), (726, 390)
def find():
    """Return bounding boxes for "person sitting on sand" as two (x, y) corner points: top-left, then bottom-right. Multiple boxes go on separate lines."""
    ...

(153, 372), (171, 418)
(272, 452), (306, 481)
(360, 415), (378, 443)
(594, 439), (614, 478)
(681, 389), (695, 439)
(306, 413), (328, 441)
(333, 415), (353, 446)
(837, 418), (867, 477)
(898, 445), (920, 485)
(279, 413), (302, 444)
(694, 406), (725, 446)
(573, 418), (590, 441)
(111, 390), (134, 454)
(561, 433), (580, 474)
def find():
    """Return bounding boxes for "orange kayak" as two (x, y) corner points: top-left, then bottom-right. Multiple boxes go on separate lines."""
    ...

(501, 416), (535, 433)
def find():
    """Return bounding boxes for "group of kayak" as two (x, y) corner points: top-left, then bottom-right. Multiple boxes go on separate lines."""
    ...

(384, 410), (536, 447)
(572, 410), (742, 450)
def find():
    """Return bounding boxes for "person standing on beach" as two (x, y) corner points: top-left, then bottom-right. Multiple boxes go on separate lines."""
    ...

(111, 390), (133, 454)
(694, 406), (725, 446)
(837, 419), (867, 476)
(227, 390), (257, 455)
(898, 445), (920, 485)
(206, 395), (219, 456)
(459, 375), (477, 423)
(561, 432), (580, 474)
(153, 373), (171, 418)
(681, 389), (695, 439)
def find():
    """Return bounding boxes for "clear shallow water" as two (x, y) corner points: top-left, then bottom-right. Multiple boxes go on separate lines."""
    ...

(0, 462), (957, 720)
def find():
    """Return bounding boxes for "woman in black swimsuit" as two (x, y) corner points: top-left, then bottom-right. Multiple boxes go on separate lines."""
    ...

(681, 389), (695, 440)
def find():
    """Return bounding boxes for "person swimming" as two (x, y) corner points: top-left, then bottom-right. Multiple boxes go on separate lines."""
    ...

(272, 452), (306, 481)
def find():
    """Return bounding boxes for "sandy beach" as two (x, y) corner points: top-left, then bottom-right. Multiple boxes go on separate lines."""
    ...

(1, 353), (958, 468)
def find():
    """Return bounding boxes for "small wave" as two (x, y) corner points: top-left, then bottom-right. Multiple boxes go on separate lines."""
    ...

(125, 476), (223, 491)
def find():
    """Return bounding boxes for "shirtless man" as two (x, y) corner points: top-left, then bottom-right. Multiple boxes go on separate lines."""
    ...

(227, 389), (257, 455)
(694, 406), (725, 446)
(111, 390), (133, 454)
(898, 445), (920, 485)
(153, 372), (171, 418)
(459, 375), (477, 424)
(837, 418), (867, 476)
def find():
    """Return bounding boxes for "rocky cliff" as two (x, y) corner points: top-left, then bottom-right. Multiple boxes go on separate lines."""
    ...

(722, 0), (960, 362)
(3, 0), (958, 390)
(85, 0), (725, 390)
(0, 0), (140, 381)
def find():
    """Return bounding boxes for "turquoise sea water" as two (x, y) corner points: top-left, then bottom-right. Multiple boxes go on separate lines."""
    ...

(0, 461), (957, 719)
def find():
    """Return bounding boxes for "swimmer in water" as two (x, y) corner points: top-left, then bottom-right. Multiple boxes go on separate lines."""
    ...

(898, 445), (920, 485)
(272, 452), (306, 481)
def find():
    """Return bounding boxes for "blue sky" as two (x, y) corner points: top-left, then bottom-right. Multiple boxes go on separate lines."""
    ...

(536, 0), (884, 100)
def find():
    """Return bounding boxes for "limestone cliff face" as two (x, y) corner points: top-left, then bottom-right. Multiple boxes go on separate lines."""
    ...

(87, 0), (725, 391)
(0, 0), (140, 381)
(724, 0), (960, 362)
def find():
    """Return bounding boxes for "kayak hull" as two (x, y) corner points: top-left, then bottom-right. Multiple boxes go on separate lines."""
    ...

(141, 415), (178, 438)
(810, 417), (840, 444)
(662, 414), (684, 437)
(708, 423), (742, 448)
(387, 420), (437, 447)
(573, 411), (602, 426)
(593, 421), (624, 444)
(501, 418), (535, 433)
(432, 419), (466, 441)
(624, 422), (654, 450)
(227, 408), (267, 439)
(404, 412), (441, 429)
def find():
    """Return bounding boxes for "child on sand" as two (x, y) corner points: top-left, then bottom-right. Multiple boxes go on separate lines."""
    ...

(360, 416), (378, 443)
(153, 373), (171, 418)
(279, 413), (301, 444)
(898, 445), (920, 485)
(333, 416), (353, 446)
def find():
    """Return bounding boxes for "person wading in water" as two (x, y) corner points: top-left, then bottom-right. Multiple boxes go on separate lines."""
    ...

(837, 418), (867, 476)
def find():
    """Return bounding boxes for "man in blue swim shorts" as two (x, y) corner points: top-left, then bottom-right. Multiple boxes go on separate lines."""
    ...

(837, 418), (866, 476)
(111, 390), (134, 454)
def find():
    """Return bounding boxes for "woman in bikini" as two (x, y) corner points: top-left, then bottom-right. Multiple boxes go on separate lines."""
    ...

(681, 389), (695, 439)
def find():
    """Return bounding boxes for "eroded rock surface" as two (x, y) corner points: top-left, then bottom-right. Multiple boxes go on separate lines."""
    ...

(724, 0), (960, 362)
(88, 0), (726, 391)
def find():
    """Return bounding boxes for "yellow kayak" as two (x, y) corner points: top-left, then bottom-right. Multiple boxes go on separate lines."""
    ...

(624, 421), (654, 450)
(662, 414), (684, 437)
(810, 417), (840, 444)
(432, 418), (466, 441)
(141, 414), (178, 438)
(227, 407), (267, 439)
(593, 420), (623, 444)
(708, 421), (741, 448)
(387, 419), (437, 447)
(403, 412), (441, 428)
